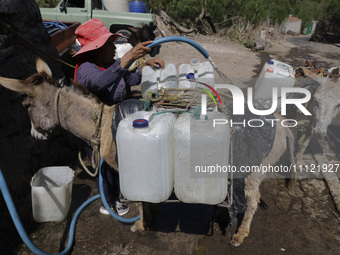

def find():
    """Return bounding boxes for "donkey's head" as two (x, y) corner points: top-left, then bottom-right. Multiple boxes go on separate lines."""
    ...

(0, 58), (62, 139)
(111, 24), (161, 57)
(312, 77), (340, 137)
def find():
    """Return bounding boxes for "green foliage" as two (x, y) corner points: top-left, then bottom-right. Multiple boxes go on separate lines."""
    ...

(289, 0), (340, 27)
(146, 0), (338, 29)
(166, 0), (204, 21)
(325, 0), (340, 19)
(35, 0), (60, 8)
(145, 0), (168, 13)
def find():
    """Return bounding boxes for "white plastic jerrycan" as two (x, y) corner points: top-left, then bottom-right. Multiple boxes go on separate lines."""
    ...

(117, 111), (176, 203)
(174, 110), (230, 205)
(254, 59), (295, 100)
(141, 64), (177, 100)
(178, 58), (215, 89)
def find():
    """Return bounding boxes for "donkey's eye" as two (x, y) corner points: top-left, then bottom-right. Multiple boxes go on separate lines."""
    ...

(23, 98), (33, 108)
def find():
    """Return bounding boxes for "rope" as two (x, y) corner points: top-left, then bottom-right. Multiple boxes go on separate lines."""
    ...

(146, 87), (216, 108)
(78, 103), (105, 177)
(52, 87), (103, 177)
(0, 20), (76, 69)
(54, 88), (62, 123)
(53, 80), (108, 177)
(128, 57), (145, 72)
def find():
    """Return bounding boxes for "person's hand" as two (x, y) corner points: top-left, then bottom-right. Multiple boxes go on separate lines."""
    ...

(120, 41), (153, 68)
(143, 58), (165, 70)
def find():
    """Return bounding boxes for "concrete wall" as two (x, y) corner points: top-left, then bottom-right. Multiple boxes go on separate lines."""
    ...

(281, 20), (302, 34)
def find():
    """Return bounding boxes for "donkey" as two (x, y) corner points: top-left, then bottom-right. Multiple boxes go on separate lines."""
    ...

(0, 58), (147, 231)
(0, 58), (296, 247)
(293, 75), (340, 166)
(313, 77), (340, 137)
(225, 109), (296, 247)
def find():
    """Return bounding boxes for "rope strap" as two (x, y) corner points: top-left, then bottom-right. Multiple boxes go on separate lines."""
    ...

(54, 88), (62, 124)
(78, 103), (105, 177)
(128, 57), (145, 72)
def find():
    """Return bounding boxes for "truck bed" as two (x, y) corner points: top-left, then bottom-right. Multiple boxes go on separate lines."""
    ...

(43, 20), (80, 55)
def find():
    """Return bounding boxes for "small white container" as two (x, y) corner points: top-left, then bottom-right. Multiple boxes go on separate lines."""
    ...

(141, 64), (177, 100)
(328, 66), (340, 75)
(117, 111), (176, 202)
(174, 111), (230, 205)
(254, 59), (295, 100)
(31, 166), (74, 222)
(114, 42), (133, 59)
(178, 59), (215, 89)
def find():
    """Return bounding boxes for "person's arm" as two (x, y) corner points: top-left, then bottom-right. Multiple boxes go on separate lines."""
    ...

(123, 68), (142, 86)
(123, 57), (165, 86)
(120, 41), (153, 68)
(77, 60), (126, 91)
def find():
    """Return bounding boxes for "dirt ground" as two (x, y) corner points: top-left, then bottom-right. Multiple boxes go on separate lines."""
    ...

(2, 34), (340, 255)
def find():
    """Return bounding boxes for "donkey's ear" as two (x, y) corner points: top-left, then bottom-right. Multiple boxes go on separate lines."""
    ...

(35, 57), (52, 77)
(0, 76), (33, 95)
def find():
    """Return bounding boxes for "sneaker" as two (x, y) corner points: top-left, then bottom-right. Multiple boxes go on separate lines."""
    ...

(114, 201), (130, 216)
(99, 201), (130, 216)
(99, 205), (110, 215)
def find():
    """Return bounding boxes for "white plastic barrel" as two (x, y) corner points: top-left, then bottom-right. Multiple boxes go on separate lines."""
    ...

(254, 59), (295, 100)
(31, 166), (74, 222)
(141, 64), (178, 100)
(102, 0), (129, 12)
(174, 111), (230, 204)
(178, 59), (215, 89)
(117, 111), (176, 202)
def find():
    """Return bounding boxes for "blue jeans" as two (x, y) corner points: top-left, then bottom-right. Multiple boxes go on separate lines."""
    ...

(85, 146), (120, 205)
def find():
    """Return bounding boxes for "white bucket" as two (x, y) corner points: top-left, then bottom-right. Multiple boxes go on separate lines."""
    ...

(102, 0), (129, 12)
(141, 64), (178, 100)
(117, 111), (176, 202)
(31, 166), (74, 222)
(178, 59), (215, 89)
(174, 111), (230, 204)
(254, 59), (295, 100)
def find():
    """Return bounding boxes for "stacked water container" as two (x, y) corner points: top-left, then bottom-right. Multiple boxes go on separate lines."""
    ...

(141, 64), (177, 100)
(178, 58), (215, 88)
(141, 58), (215, 99)
(254, 59), (295, 100)
(173, 111), (230, 204)
(117, 111), (176, 203)
(118, 59), (231, 205)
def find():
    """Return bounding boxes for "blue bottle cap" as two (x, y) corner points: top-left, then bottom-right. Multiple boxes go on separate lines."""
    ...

(267, 60), (274, 64)
(186, 73), (195, 80)
(133, 119), (149, 128)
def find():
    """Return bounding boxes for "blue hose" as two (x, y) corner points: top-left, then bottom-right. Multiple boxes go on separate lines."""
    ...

(101, 0), (109, 11)
(0, 168), (90, 255)
(111, 36), (210, 92)
(99, 159), (141, 223)
(0, 162), (139, 254)
(147, 36), (210, 59)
